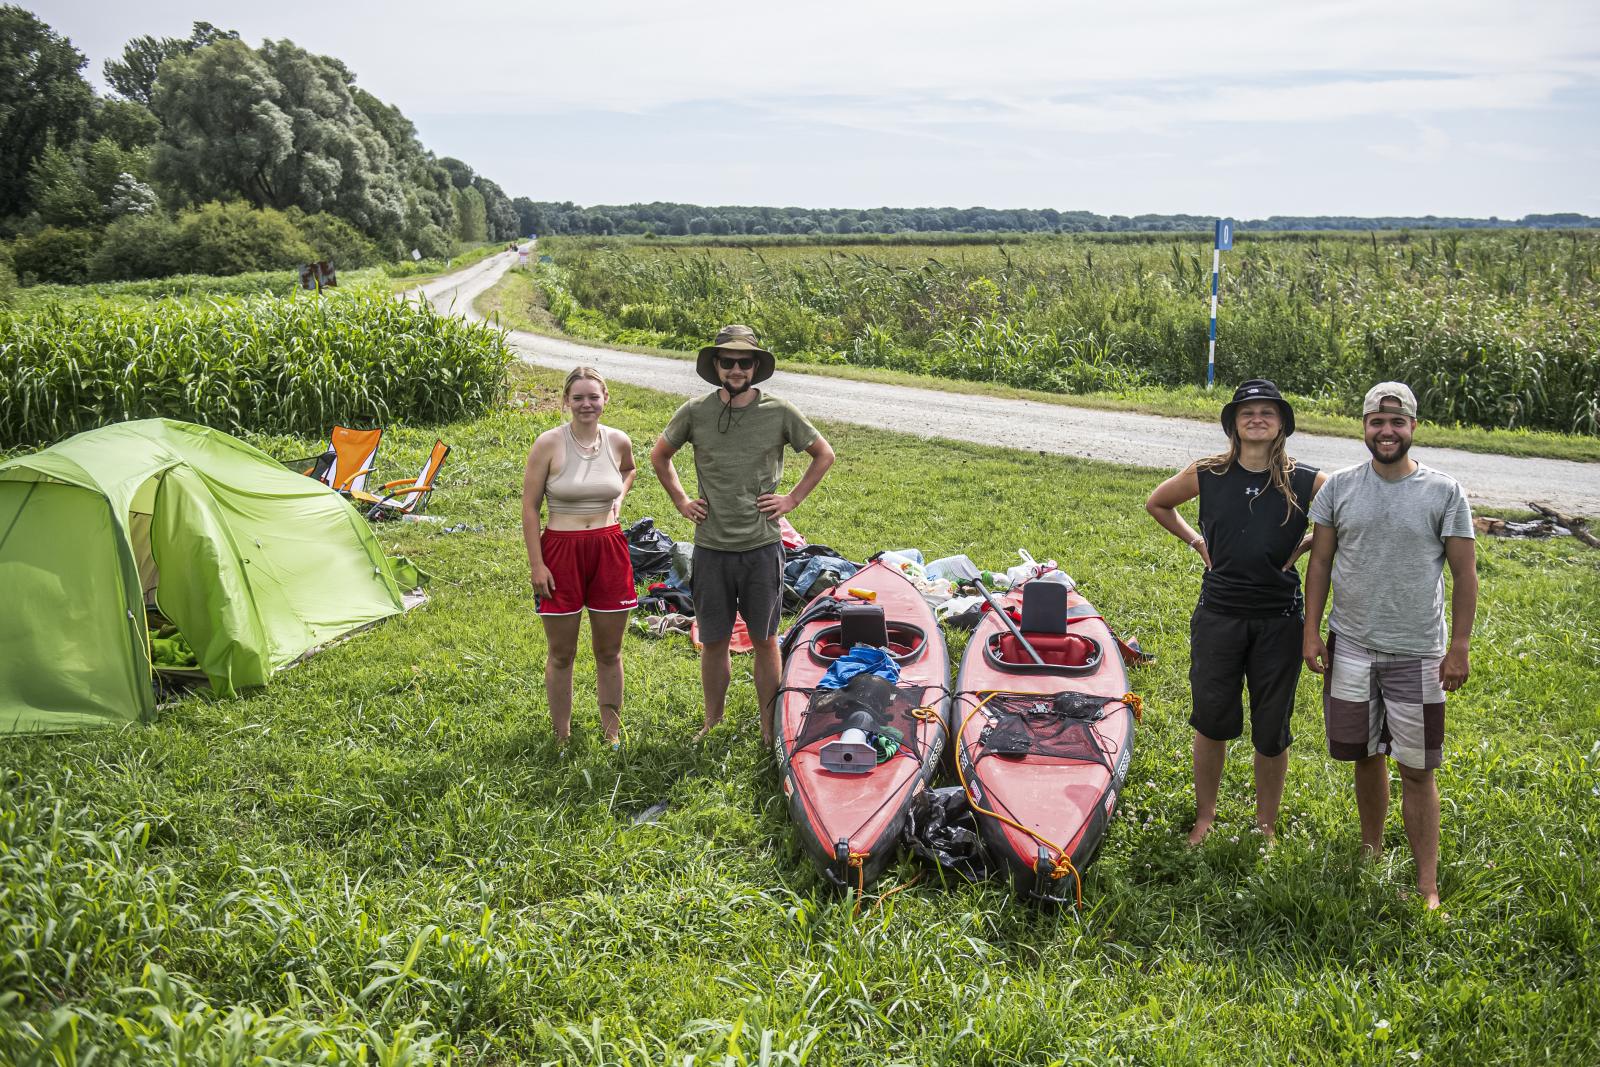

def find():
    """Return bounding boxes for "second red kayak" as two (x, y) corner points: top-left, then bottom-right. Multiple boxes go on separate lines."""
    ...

(952, 578), (1138, 905)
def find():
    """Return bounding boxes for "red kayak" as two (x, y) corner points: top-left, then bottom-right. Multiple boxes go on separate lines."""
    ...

(775, 560), (952, 893)
(952, 578), (1138, 905)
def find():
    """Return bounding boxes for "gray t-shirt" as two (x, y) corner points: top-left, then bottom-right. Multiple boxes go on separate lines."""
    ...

(1309, 462), (1475, 657)
(662, 390), (819, 552)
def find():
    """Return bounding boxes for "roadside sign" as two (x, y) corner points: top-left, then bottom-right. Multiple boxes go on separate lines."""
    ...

(1215, 218), (1235, 250)
(410, 248), (422, 261)
(298, 261), (338, 291)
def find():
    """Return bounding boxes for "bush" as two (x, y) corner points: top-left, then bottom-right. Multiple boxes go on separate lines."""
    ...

(292, 211), (381, 270)
(11, 227), (97, 284)
(176, 202), (315, 276)
(0, 243), (14, 307)
(89, 212), (185, 280)
(0, 294), (513, 447)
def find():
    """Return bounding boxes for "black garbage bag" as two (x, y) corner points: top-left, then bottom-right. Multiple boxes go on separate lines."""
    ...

(625, 517), (676, 581)
(905, 786), (990, 882)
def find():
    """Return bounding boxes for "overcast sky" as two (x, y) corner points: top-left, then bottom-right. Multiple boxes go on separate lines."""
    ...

(30, 0), (1600, 217)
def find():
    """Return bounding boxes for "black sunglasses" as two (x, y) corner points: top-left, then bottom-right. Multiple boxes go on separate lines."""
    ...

(717, 356), (756, 370)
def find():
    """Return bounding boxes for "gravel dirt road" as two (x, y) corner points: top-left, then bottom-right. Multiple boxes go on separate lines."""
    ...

(418, 251), (1600, 515)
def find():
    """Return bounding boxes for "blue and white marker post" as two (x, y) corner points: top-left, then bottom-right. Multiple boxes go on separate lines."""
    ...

(1207, 218), (1235, 389)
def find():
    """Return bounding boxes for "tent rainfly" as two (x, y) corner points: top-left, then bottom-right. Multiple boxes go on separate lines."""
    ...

(0, 419), (414, 734)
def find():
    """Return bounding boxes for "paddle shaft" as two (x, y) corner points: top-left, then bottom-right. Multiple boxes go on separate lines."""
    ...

(974, 581), (1046, 666)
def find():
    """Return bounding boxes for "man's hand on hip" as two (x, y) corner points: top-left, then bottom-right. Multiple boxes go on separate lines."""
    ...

(757, 492), (796, 518)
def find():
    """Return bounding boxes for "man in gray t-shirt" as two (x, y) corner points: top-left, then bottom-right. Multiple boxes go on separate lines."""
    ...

(650, 325), (835, 748)
(1303, 382), (1478, 910)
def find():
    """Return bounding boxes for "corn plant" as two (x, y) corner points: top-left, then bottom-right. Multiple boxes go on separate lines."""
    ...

(0, 294), (513, 448)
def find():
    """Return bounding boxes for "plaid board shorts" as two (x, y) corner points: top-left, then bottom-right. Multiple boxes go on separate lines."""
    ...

(1323, 631), (1445, 770)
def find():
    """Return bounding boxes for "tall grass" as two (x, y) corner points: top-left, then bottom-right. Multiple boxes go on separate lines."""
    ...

(0, 294), (513, 448)
(536, 231), (1600, 433)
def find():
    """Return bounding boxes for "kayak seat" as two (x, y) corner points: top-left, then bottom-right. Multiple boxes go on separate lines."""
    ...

(985, 630), (1102, 674)
(1020, 581), (1068, 634)
(809, 622), (927, 666)
(840, 603), (888, 649)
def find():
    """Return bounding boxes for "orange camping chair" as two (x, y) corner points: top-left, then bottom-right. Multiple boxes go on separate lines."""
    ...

(302, 426), (383, 494)
(352, 440), (450, 521)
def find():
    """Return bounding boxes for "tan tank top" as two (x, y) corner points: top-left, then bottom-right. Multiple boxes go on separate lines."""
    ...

(546, 425), (624, 516)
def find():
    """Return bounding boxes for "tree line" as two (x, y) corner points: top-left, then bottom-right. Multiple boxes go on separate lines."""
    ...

(517, 202), (1599, 239)
(0, 7), (521, 285)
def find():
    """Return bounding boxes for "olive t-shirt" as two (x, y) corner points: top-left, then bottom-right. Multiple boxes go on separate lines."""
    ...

(662, 390), (819, 552)
(1308, 462), (1475, 657)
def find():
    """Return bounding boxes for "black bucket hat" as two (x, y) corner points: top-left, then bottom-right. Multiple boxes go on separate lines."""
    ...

(1220, 378), (1295, 437)
(696, 325), (774, 387)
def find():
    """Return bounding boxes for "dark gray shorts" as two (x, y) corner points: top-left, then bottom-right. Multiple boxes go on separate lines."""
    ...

(692, 542), (784, 645)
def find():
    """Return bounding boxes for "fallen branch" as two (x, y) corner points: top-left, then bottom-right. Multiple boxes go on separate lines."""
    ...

(1527, 502), (1600, 549)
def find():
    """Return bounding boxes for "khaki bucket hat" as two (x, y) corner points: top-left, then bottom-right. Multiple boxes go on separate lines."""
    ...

(697, 325), (774, 386)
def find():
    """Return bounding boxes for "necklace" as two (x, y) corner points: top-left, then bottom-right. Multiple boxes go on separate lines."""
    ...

(568, 423), (602, 458)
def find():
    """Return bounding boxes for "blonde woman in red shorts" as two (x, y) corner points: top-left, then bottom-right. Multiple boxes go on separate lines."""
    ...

(522, 366), (638, 747)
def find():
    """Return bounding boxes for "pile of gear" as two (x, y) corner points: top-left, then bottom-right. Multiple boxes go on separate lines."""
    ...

(626, 514), (1075, 644)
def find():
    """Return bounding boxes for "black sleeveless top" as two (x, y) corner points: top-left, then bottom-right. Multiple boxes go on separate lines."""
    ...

(1197, 461), (1319, 617)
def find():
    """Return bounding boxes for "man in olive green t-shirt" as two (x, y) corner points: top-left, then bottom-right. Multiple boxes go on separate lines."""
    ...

(650, 325), (835, 747)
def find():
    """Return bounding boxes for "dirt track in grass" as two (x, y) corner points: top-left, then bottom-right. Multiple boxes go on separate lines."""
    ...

(418, 251), (1600, 516)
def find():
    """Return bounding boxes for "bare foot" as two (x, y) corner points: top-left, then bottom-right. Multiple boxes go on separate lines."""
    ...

(1420, 887), (1441, 910)
(1187, 815), (1216, 846)
(1255, 823), (1277, 846)
(694, 714), (722, 742)
(1359, 842), (1383, 864)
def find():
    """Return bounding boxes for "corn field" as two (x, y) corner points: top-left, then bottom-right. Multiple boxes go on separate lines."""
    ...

(537, 230), (1600, 433)
(0, 294), (513, 448)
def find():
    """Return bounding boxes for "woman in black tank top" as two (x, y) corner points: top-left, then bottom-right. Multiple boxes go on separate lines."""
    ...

(1145, 380), (1327, 845)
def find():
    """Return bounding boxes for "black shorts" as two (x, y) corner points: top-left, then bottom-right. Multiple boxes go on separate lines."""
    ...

(1188, 604), (1303, 756)
(691, 542), (784, 645)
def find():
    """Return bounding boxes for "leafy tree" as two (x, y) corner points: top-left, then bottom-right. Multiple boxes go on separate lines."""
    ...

(0, 7), (95, 221)
(351, 87), (457, 252)
(512, 196), (542, 236)
(473, 175), (519, 240)
(27, 142), (100, 227)
(253, 40), (404, 235)
(103, 21), (238, 108)
(453, 185), (487, 242)
(89, 98), (161, 152)
(149, 39), (294, 210)
(439, 157), (475, 190)
(151, 37), (406, 239)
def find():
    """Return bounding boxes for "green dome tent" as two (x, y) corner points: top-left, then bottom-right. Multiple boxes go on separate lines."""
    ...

(0, 419), (414, 734)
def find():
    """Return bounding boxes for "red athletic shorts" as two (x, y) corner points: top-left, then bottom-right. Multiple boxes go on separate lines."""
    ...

(536, 525), (638, 615)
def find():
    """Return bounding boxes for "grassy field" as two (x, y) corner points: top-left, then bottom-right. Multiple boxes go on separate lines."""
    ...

(524, 230), (1600, 440)
(3, 364), (1596, 1065)
(480, 266), (1600, 465)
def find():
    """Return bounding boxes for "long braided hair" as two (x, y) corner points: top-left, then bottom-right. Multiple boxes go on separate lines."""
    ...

(1196, 428), (1301, 524)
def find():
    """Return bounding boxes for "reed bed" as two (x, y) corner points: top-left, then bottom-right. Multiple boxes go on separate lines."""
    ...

(538, 231), (1600, 433)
